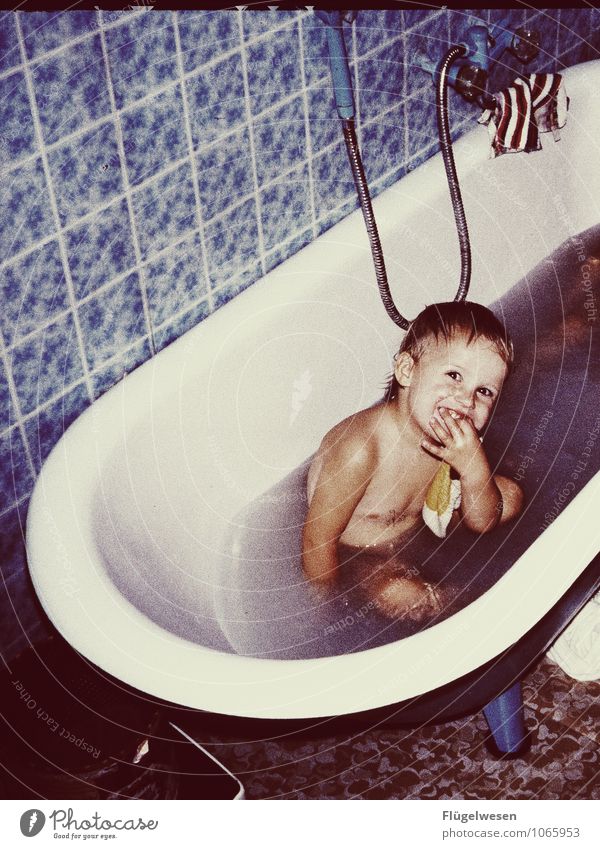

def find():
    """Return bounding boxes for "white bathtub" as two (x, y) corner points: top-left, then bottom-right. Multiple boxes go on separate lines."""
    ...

(27, 61), (600, 720)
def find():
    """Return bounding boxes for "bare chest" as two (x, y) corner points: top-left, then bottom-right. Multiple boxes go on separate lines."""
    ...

(351, 434), (440, 531)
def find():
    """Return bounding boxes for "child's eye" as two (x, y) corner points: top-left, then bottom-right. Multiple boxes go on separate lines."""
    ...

(447, 371), (461, 381)
(478, 387), (494, 398)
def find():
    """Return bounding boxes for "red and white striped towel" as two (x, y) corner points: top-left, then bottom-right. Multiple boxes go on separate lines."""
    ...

(479, 73), (568, 157)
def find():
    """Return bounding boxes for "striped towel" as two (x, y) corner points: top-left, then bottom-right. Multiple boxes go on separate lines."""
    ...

(479, 73), (568, 157)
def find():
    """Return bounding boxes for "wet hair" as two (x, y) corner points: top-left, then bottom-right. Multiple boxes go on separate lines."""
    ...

(383, 301), (514, 402)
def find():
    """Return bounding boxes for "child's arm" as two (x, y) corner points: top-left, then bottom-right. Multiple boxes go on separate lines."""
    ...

(422, 407), (524, 533)
(302, 429), (375, 588)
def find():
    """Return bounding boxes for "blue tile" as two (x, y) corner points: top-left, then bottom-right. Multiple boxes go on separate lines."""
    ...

(24, 381), (89, 472)
(196, 126), (253, 222)
(246, 25), (302, 117)
(19, 10), (98, 60)
(307, 83), (341, 154)
(213, 262), (260, 310)
(404, 10), (441, 31)
(528, 12), (560, 63)
(312, 140), (358, 222)
(0, 427), (32, 512)
(32, 33), (110, 146)
(242, 9), (297, 40)
(301, 14), (331, 88)
(91, 337), (152, 399)
(133, 163), (197, 261)
(0, 157), (54, 260)
(355, 10), (403, 57)
(0, 12), (21, 74)
(0, 358), (15, 432)
(66, 199), (135, 301)
(253, 96), (305, 187)
(145, 232), (207, 328)
(489, 8), (527, 28)
(558, 9), (589, 52)
(0, 71), (36, 165)
(259, 164), (311, 252)
(0, 500), (28, 582)
(558, 42), (587, 70)
(101, 10), (145, 27)
(48, 121), (123, 228)
(204, 198), (260, 289)
(357, 38), (405, 121)
(178, 10), (239, 73)
(105, 11), (178, 110)
(121, 86), (187, 187)
(10, 312), (85, 416)
(360, 103), (406, 185)
(264, 227), (312, 275)
(405, 11), (450, 85)
(78, 272), (147, 371)
(154, 298), (211, 352)
(406, 90), (439, 161)
(186, 51), (246, 147)
(315, 196), (358, 236)
(0, 239), (68, 347)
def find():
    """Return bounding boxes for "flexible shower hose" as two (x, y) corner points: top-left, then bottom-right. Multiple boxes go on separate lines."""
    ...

(436, 44), (472, 302)
(341, 119), (409, 328)
(341, 43), (472, 329)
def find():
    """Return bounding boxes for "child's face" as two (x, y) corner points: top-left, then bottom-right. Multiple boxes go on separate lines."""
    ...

(396, 333), (508, 437)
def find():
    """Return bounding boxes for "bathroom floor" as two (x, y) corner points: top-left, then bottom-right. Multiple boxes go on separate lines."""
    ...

(1, 636), (598, 799)
(197, 655), (600, 800)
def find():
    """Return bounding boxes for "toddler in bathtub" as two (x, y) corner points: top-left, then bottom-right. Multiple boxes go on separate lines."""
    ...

(302, 301), (524, 621)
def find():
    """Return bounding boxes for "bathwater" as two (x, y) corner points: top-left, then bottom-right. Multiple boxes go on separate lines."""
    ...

(213, 225), (600, 659)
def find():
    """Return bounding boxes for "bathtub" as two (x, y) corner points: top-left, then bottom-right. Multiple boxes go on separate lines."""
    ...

(27, 61), (600, 723)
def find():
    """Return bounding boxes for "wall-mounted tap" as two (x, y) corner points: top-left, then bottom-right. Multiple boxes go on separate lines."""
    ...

(414, 15), (541, 108)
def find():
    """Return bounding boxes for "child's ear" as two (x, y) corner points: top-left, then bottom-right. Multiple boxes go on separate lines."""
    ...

(394, 352), (415, 387)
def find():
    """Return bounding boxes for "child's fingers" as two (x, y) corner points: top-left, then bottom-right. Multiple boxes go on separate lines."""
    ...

(421, 437), (445, 458)
(438, 407), (463, 436)
(429, 417), (449, 444)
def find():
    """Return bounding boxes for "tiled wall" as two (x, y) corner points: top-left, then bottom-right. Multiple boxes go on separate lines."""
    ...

(1, 7), (599, 659)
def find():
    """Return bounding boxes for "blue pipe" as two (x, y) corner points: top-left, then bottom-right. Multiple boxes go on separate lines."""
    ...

(314, 11), (355, 119)
(483, 682), (528, 753)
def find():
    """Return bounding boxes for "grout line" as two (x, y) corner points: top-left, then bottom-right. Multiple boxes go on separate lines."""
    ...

(97, 14), (156, 356)
(14, 15), (95, 407)
(3, 328), (150, 434)
(402, 29), (410, 166)
(297, 14), (317, 239)
(152, 294), (210, 336)
(172, 10), (214, 311)
(0, 338), (36, 482)
(237, 8), (266, 277)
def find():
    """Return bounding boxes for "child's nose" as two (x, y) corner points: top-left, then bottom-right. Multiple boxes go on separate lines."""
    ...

(455, 389), (476, 409)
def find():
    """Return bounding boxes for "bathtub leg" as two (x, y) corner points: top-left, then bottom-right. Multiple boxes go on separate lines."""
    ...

(482, 682), (528, 755)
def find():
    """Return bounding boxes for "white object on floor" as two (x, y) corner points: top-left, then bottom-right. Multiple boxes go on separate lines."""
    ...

(547, 590), (600, 681)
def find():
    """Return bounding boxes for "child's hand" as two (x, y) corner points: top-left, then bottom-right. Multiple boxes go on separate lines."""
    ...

(421, 406), (488, 480)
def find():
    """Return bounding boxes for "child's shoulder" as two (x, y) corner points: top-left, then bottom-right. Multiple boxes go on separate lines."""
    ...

(321, 401), (390, 454)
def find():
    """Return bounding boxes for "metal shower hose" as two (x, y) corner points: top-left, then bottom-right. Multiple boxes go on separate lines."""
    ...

(341, 43), (472, 329)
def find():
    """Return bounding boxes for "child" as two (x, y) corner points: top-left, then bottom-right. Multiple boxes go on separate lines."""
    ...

(302, 302), (524, 621)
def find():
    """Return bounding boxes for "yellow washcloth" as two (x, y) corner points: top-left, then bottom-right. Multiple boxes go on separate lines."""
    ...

(422, 461), (462, 538)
